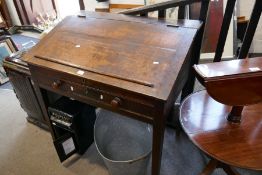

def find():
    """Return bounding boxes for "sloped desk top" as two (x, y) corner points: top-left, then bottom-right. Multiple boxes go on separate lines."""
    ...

(24, 12), (200, 101)
(23, 12), (201, 175)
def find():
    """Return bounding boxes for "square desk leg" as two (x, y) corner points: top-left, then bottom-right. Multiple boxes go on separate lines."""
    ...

(31, 76), (167, 175)
(151, 109), (167, 175)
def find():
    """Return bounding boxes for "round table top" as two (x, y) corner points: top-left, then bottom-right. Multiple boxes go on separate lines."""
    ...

(180, 90), (262, 170)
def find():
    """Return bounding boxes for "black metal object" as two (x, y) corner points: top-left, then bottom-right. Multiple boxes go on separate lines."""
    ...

(48, 97), (96, 162)
(213, 0), (237, 62)
(238, 0), (262, 59)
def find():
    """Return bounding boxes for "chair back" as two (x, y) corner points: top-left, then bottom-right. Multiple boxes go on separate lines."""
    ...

(237, 0), (261, 60)
(193, 0), (262, 122)
(214, 0), (261, 62)
(121, 0), (210, 101)
(182, 0), (261, 99)
(120, 0), (210, 44)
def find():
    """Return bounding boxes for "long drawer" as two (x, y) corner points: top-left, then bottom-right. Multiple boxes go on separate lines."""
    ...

(30, 66), (157, 122)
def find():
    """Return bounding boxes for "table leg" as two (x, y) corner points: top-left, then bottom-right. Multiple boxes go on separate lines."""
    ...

(151, 115), (166, 175)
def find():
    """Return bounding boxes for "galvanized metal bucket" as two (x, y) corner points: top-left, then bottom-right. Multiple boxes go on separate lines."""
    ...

(94, 109), (152, 175)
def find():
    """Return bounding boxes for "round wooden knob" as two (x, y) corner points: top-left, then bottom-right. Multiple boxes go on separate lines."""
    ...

(52, 80), (62, 89)
(111, 97), (121, 108)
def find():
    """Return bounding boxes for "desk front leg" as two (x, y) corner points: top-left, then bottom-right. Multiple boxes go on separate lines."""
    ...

(151, 109), (166, 175)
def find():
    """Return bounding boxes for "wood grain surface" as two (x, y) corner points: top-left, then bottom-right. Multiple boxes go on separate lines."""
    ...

(194, 57), (262, 106)
(180, 90), (262, 170)
(24, 11), (201, 175)
(24, 12), (199, 101)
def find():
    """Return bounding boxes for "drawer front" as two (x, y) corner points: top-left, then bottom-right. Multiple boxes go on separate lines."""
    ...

(70, 81), (155, 118)
(32, 67), (156, 121)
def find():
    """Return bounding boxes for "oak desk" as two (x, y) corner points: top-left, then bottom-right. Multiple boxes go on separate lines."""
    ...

(24, 12), (201, 175)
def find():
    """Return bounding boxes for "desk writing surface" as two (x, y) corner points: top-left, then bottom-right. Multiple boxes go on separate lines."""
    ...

(24, 12), (199, 101)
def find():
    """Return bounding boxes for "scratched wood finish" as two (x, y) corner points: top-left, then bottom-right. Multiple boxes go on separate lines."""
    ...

(24, 12), (201, 175)
(180, 90), (262, 170)
(24, 12), (198, 101)
(194, 57), (262, 106)
(29, 65), (156, 124)
(179, 0), (262, 172)
(77, 11), (203, 29)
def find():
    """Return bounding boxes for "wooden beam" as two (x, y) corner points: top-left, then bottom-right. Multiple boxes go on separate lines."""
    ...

(109, 4), (143, 10)
(79, 0), (85, 10)
(120, 0), (206, 15)
(19, 0), (30, 24)
(238, 0), (261, 59)
(213, 0), (237, 62)
(178, 5), (185, 19)
(158, 9), (166, 18)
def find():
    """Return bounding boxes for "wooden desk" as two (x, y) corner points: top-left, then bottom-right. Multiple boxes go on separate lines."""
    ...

(24, 12), (201, 175)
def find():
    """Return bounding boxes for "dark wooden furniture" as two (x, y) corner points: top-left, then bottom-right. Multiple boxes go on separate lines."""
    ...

(0, 0), (12, 28)
(194, 58), (262, 107)
(182, 0), (237, 99)
(79, 0), (85, 10)
(13, 0), (56, 25)
(0, 13), (6, 29)
(189, 0), (224, 53)
(120, 0), (210, 124)
(180, 1), (262, 174)
(23, 11), (203, 175)
(0, 0), (11, 35)
(3, 52), (48, 129)
(180, 58), (262, 174)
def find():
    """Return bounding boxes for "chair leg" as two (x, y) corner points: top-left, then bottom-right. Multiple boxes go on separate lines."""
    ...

(221, 164), (241, 175)
(166, 103), (182, 133)
(201, 159), (241, 175)
(200, 159), (218, 175)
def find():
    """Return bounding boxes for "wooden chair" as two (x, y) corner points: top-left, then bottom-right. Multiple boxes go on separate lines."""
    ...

(180, 0), (262, 174)
(122, 0), (244, 128)
(120, 0), (211, 127)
